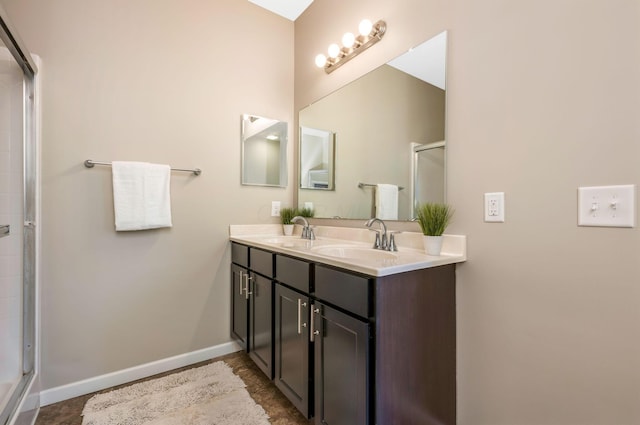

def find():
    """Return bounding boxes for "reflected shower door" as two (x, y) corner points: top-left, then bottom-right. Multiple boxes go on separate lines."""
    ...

(412, 141), (446, 217)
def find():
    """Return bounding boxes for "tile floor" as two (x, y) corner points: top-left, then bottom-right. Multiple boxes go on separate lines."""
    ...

(35, 351), (311, 425)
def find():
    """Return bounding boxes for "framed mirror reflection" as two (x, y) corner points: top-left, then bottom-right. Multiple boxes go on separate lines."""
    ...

(297, 31), (447, 220)
(299, 126), (335, 190)
(241, 114), (288, 187)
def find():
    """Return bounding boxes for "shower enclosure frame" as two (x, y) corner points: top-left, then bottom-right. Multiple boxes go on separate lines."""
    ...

(0, 4), (39, 425)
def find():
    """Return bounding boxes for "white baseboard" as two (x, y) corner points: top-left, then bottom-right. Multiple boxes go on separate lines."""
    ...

(40, 341), (242, 407)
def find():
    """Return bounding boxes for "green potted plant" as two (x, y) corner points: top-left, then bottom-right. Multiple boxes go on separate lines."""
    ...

(415, 202), (454, 255)
(280, 207), (298, 236)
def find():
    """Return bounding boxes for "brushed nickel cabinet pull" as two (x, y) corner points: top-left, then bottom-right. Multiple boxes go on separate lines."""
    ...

(297, 300), (308, 334)
(310, 307), (320, 342)
(0, 224), (9, 238)
(244, 274), (253, 300)
(297, 299), (302, 334)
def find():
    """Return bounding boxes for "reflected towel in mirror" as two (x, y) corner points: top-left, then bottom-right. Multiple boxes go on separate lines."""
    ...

(376, 184), (398, 220)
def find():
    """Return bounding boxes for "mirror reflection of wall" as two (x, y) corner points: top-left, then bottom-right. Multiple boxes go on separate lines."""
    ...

(241, 114), (288, 187)
(299, 126), (335, 190)
(412, 141), (446, 217)
(297, 31), (447, 220)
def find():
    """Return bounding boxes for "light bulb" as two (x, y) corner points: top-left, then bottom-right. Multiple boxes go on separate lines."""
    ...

(358, 19), (373, 36)
(342, 32), (355, 48)
(315, 54), (327, 68)
(327, 43), (341, 59)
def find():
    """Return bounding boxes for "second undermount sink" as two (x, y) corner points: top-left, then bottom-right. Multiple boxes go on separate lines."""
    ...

(255, 236), (313, 247)
(311, 245), (398, 261)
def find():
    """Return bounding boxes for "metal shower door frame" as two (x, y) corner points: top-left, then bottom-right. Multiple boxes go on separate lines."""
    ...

(0, 4), (38, 425)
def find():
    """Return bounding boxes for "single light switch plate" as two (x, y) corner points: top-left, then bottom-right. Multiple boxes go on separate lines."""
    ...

(271, 201), (281, 217)
(484, 192), (505, 222)
(578, 184), (636, 227)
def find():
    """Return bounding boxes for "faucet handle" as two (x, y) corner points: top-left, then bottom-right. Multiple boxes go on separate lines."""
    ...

(308, 226), (316, 240)
(368, 228), (382, 249)
(387, 230), (402, 252)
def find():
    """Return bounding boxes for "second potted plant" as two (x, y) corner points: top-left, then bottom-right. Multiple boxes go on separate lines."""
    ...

(280, 207), (297, 236)
(415, 202), (454, 255)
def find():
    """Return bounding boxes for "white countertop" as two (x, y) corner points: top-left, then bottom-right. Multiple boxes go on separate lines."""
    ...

(229, 224), (466, 277)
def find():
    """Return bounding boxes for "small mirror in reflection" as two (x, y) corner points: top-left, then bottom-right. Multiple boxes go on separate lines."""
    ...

(241, 114), (288, 187)
(299, 126), (335, 190)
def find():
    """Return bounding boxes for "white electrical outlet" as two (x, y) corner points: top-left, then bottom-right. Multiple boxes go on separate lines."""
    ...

(271, 201), (281, 217)
(484, 192), (505, 222)
(578, 184), (636, 227)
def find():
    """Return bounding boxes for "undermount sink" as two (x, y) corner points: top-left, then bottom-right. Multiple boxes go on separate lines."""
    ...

(311, 246), (398, 261)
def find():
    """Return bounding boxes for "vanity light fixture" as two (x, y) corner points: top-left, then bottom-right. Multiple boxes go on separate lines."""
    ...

(315, 18), (387, 74)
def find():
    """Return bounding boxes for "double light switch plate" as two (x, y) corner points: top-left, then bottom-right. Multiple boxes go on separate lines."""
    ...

(578, 184), (636, 227)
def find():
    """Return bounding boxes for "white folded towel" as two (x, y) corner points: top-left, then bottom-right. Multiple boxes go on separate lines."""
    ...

(376, 184), (398, 220)
(112, 161), (172, 231)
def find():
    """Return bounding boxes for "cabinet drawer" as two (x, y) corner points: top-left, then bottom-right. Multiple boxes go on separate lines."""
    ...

(250, 247), (274, 278)
(275, 255), (311, 293)
(231, 243), (249, 268)
(315, 265), (372, 318)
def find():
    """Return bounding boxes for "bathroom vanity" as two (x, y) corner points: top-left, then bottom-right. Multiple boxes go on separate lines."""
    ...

(229, 224), (466, 425)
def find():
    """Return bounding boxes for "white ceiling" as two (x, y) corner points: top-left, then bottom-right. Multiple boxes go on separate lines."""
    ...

(248, 0), (313, 21)
(387, 31), (447, 90)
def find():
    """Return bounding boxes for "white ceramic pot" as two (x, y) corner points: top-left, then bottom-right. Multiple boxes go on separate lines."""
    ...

(283, 224), (294, 236)
(423, 235), (443, 256)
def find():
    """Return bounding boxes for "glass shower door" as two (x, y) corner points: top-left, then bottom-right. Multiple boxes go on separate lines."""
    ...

(0, 5), (38, 425)
(0, 41), (26, 423)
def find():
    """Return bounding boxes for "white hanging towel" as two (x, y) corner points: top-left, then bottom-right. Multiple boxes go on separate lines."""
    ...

(375, 184), (398, 220)
(112, 161), (172, 231)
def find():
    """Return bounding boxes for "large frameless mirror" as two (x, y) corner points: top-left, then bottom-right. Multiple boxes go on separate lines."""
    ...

(241, 114), (288, 187)
(297, 30), (447, 220)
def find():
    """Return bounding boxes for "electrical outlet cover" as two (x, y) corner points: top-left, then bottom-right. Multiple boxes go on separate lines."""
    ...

(271, 201), (281, 217)
(484, 192), (505, 222)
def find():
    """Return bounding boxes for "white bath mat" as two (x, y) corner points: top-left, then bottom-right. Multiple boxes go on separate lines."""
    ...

(81, 361), (270, 425)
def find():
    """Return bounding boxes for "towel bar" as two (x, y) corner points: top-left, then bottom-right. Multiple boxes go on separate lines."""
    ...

(84, 160), (201, 176)
(358, 182), (404, 190)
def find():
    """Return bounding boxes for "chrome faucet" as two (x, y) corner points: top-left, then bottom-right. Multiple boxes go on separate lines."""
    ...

(365, 218), (400, 251)
(292, 216), (315, 240)
(365, 218), (388, 250)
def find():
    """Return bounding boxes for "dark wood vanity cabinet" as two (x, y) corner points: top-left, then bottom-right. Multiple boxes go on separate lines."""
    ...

(230, 262), (249, 349)
(274, 283), (311, 417)
(249, 272), (273, 377)
(273, 254), (312, 417)
(375, 264), (456, 425)
(230, 242), (456, 425)
(313, 264), (373, 425)
(312, 301), (371, 425)
(230, 243), (274, 379)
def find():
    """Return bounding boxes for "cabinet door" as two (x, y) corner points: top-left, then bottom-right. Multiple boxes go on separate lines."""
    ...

(230, 263), (248, 350)
(249, 272), (273, 378)
(313, 302), (370, 425)
(274, 283), (310, 417)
